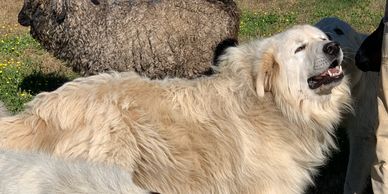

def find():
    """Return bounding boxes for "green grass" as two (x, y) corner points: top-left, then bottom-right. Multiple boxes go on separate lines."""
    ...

(0, 33), (77, 113)
(0, 34), (39, 112)
(240, 11), (298, 37)
(0, 60), (33, 113)
(0, 34), (38, 55)
(239, 0), (384, 39)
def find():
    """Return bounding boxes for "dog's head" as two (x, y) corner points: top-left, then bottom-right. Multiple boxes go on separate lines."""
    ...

(315, 17), (367, 87)
(355, 19), (384, 72)
(251, 25), (345, 99)
(218, 24), (351, 129)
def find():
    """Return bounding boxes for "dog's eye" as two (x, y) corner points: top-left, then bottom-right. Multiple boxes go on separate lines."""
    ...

(295, 44), (306, 53)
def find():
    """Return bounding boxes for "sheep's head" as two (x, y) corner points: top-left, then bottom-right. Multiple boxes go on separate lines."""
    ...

(19, 0), (40, 26)
(18, 0), (69, 27)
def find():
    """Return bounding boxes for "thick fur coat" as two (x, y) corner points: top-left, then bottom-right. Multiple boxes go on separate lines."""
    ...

(0, 25), (351, 194)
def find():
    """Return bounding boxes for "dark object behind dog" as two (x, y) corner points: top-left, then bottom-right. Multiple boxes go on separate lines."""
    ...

(18, 0), (240, 79)
(355, 19), (384, 72)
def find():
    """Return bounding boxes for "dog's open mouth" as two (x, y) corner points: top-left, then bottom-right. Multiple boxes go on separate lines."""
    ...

(307, 60), (344, 89)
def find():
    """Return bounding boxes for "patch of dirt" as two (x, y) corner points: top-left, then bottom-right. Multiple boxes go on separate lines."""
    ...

(0, 0), (28, 36)
(23, 48), (74, 75)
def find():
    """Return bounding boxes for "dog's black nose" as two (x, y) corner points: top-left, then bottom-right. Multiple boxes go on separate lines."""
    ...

(323, 42), (340, 56)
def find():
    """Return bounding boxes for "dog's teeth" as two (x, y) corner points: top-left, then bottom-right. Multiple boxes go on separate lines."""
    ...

(328, 70), (333, 77)
(339, 65), (342, 73)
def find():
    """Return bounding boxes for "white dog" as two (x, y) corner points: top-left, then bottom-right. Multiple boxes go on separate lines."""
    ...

(0, 149), (150, 194)
(315, 17), (379, 194)
(0, 25), (351, 194)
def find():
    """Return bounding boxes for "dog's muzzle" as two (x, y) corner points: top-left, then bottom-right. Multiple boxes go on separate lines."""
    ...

(307, 42), (344, 89)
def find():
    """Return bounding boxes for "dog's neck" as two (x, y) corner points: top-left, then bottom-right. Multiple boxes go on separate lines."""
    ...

(275, 76), (351, 143)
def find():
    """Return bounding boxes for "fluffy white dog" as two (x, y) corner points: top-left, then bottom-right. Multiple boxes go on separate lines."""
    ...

(0, 25), (351, 194)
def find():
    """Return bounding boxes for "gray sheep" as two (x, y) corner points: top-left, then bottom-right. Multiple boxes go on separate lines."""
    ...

(18, 0), (240, 79)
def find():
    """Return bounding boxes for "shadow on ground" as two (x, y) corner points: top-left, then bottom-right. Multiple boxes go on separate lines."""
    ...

(19, 71), (70, 95)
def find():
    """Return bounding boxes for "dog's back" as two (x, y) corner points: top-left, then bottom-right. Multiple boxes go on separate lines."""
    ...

(0, 150), (149, 194)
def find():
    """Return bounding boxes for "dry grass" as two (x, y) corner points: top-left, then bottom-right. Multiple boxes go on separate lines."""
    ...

(0, 0), (27, 36)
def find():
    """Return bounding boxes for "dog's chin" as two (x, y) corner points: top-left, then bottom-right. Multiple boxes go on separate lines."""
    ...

(312, 80), (343, 95)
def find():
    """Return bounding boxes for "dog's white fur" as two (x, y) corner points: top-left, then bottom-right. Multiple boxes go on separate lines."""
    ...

(0, 149), (149, 194)
(0, 25), (351, 194)
(315, 17), (379, 194)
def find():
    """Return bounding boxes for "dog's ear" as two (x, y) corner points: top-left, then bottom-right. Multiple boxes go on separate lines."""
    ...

(50, 0), (68, 24)
(255, 48), (278, 97)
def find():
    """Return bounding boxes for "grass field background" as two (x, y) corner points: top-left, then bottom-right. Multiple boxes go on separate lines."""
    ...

(0, 0), (384, 193)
